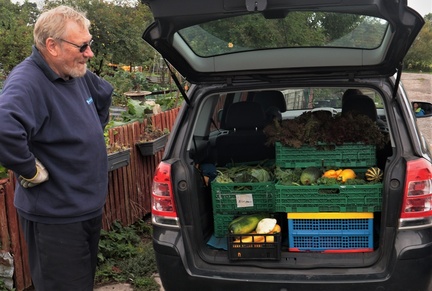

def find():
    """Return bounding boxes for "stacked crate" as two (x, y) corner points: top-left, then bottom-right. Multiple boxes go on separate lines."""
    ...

(287, 212), (374, 252)
(275, 142), (377, 168)
(274, 184), (382, 213)
(212, 181), (275, 237)
(274, 142), (382, 252)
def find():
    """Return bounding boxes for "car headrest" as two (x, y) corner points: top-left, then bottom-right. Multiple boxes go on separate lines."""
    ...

(342, 94), (377, 121)
(252, 90), (286, 113)
(225, 102), (266, 130)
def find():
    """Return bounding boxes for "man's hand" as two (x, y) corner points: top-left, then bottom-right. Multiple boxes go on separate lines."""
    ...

(19, 159), (49, 188)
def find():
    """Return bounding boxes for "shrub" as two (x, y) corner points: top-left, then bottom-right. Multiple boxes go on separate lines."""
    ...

(95, 219), (158, 290)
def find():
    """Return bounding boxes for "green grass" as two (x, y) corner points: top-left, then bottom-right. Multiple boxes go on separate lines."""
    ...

(95, 218), (159, 291)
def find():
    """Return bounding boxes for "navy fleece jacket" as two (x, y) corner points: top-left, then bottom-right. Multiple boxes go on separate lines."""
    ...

(0, 46), (113, 223)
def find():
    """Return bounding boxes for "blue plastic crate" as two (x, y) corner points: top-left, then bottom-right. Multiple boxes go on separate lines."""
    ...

(288, 213), (374, 252)
(275, 142), (376, 168)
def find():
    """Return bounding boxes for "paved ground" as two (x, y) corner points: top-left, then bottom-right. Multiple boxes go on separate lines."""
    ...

(401, 72), (432, 102)
(93, 283), (134, 291)
(93, 274), (163, 291)
(401, 72), (432, 147)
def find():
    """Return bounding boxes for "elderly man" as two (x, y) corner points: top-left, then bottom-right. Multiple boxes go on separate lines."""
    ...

(0, 5), (112, 290)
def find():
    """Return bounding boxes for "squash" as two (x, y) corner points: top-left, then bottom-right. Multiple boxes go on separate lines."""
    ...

(233, 224), (281, 243)
(256, 218), (277, 234)
(365, 167), (383, 182)
(322, 169), (342, 178)
(228, 213), (267, 234)
(337, 169), (356, 183)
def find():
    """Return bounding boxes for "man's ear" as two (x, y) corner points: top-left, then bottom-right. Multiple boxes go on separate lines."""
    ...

(45, 38), (59, 57)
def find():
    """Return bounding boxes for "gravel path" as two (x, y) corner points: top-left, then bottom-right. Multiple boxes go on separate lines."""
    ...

(401, 73), (432, 102)
(401, 73), (432, 147)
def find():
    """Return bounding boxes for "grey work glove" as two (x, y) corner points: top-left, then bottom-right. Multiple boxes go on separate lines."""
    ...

(19, 159), (49, 188)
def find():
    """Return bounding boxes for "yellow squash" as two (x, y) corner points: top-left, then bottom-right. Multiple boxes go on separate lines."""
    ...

(337, 169), (356, 183)
(322, 169), (342, 178)
(233, 224), (281, 243)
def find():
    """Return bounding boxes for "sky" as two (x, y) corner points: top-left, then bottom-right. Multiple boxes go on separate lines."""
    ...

(408, 0), (432, 17)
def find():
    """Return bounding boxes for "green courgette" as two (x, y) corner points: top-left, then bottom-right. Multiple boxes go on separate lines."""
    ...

(228, 213), (268, 234)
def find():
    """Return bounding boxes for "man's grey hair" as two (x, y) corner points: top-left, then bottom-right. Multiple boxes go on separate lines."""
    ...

(34, 5), (90, 49)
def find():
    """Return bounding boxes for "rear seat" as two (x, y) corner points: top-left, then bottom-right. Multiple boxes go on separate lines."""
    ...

(342, 94), (388, 132)
(215, 101), (275, 166)
(342, 93), (391, 169)
(250, 90), (286, 123)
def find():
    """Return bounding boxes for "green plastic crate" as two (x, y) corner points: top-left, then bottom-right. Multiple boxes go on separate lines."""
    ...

(212, 181), (275, 214)
(213, 214), (236, 238)
(275, 142), (376, 168)
(275, 183), (383, 212)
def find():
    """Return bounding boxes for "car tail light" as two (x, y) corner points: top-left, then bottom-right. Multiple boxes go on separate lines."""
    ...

(151, 162), (179, 227)
(399, 158), (432, 229)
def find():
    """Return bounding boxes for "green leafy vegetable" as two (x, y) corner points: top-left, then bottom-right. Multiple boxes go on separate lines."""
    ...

(215, 166), (273, 183)
(274, 167), (302, 185)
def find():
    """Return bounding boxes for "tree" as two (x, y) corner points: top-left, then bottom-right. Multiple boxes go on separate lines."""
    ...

(0, 0), (37, 74)
(179, 12), (370, 57)
(404, 14), (432, 71)
(45, 0), (154, 75)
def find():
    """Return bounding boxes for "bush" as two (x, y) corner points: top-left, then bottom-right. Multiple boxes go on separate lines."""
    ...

(0, 166), (8, 179)
(95, 218), (159, 290)
(102, 70), (180, 110)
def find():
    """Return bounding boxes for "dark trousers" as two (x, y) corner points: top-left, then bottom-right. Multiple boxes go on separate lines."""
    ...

(19, 215), (102, 291)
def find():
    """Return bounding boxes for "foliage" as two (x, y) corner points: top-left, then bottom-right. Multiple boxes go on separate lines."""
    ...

(153, 90), (182, 111)
(43, 0), (154, 75)
(102, 70), (179, 109)
(104, 121), (130, 154)
(1, 0), (155, 76)
(274, 167), (303, 185)
(138, 126), (169, 143)
(121, 98), (153, 124)
(102, 70), (134, 106)
(104, 96), (172, 153)
(0, 0), (36, 74)
(215, 165), (273, 183)
(180, 12), (384, 56)
(404, 14), (432, 72)
(1, 1), (431, 77)
(182, 12), (326, 56)
(129, 71), (148, 91)
(275, 167), (373, 186)
(264, 111), (387, 149)
(96, 219), (159, 290)
(0, 165), (8, 179)
(109, 97), (170, 128)
(0, 279), (15, 291)
(106, 70), (154, 106)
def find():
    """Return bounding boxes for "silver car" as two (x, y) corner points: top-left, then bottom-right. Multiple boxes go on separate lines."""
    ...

(143, 1), (432, 290)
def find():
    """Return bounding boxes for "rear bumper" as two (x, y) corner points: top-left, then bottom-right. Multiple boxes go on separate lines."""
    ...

(153, 228), (432, 291)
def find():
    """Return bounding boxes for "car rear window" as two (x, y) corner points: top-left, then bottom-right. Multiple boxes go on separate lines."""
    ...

(178, 12), (389, 57)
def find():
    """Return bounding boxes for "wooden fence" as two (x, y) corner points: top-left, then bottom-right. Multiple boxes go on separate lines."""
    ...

(0, 107), (180, 290)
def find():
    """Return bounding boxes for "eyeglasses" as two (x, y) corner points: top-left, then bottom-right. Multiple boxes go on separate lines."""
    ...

(58, 38), (93, 53)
